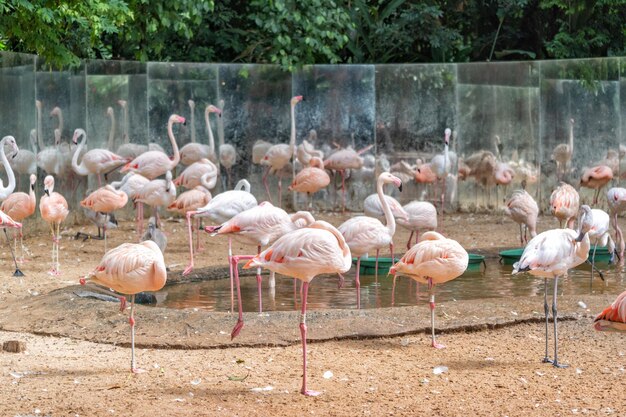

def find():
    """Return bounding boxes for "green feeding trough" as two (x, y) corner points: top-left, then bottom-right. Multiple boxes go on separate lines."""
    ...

(467, 253), (486, 272)
(353, 257), (398, 275)
(587, 246), (612, 263)
(499, 248), (524, 265)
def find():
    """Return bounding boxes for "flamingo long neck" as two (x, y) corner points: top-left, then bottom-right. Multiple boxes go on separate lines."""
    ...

(122, 104), (130, 143)
(167, 117), (181, 168)
(0, 140), (16, 197)
(29, 182), (36, 209)
(443, 142), (449, 173)
(56, 109), (64, 138)
(189, 105), (196, 143)
(217, 99), (225, 147)
(377, 178), (396, 236)
(569, 121), (574, 156)
(107, 111), (116, 149)
(290, 211), (315, 227)
(235, 179), (250, 192)
(289, 101), (297, 159)
(71, 132), (90, 176)
(36, 103), (43, 150)
(205, 109), (215, 156)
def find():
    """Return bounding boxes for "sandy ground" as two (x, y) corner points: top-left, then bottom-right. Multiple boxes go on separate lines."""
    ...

(0, 212), (625, 416)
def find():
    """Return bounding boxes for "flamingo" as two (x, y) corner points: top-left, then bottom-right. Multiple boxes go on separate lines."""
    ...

(173, 158), (218, 190)
(550, 182), (579, 229)
(580, 165), (613, 206)
(503, 189), (539, 246)
(217, 98), (238, 189)
(338, 172), (403, 308)
(0, 209), (24, 276)
(324, 144), (373, 212)
(1, 174), (36, 262)
(363, 193), (408, 221)
(252, 140), (272, 164)
(551, 118), (575, 181)
(0, 136), (19, 200)
(207, 202), (315, 312)
(396, 201), (438, 250)
(167, 184), (211, 251)
(80, 185), (129, 251)
(111, 172), (150, 236)
(39, 175), (69, 275)
(71, 128), (129, 186)
(261, 95), (303, 205)
(296, 129), (324, 166)
(512, 207), (593, 367)
(116, 100), (149, 159)
(180, 102), (219, 165)
(594, 291), (626, 332)
(76, 210), (117, 242)
(79, 240), (167, 373)
(390, 232), (468, 348)
(289, 156), (330, 209)
(579, 205), (616, 285)
(120, 114), (184, 180)
(431, 128), (452, 219)
(607, 187), (626, 260)
(141, 217), (168, 253)
(8, 129), (37, 184)
(183, 179), (257, 276)
(241, 220), (351, 396)
(133, 171), (177, 227)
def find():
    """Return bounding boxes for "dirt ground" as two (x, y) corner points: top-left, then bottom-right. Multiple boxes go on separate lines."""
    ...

(0, 211), (625, 416)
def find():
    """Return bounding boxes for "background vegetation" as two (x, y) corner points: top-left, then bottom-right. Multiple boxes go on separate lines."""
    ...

(0, 0), (624, 69)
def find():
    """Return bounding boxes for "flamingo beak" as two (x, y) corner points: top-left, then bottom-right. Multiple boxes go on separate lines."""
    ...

(575, 231), (585, 242)
(44, 188), (49, 196)
(398, 181), (403, 192)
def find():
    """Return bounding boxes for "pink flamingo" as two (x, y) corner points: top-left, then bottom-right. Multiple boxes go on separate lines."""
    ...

(0, 135), (18, 200)
(174, 158), (218, 190)
(133, 171), (176, 227)
(551, 118), (575, 180)
(390, 232), (468, 348)
(80, 185), (129, 251)
(167, 185), (211, 251)
(607, 187), (626, 260)
(0, 208), (25, 276)
(207, 201), (315, 312)
(594, 291), (626, 332)
(396, 201), (438, 250)
(39, 175), (69, 275)
(80, 240), (167, 373)
(324, 144), (373, 213)
(261, 95), (303, 206)
(550, 182), (579, 229)
(111, 172), (150, 236)
(71, 128), (129, 186)
(513, 209), (592, 367)
(504, 189), (538, 245)
(180, 102), (220, 165)
(431, 128), (452, 219)
(580, 164), (613, 205)
(241, 220), (351, 396)
(289, 156), (330, 209)
(338, 172), (403, 308)
(1, 174), (37, 262)
(120, 114), (185, 180)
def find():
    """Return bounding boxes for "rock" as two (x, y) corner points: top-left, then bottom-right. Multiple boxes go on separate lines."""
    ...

(3, 340), (26, 353)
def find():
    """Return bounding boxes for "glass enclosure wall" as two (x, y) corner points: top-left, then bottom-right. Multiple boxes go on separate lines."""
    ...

(1, 52), (624, 219)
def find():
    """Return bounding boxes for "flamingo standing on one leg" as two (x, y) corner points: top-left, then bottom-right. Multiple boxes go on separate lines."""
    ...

(390, 232), (468, 348)
(324, 144), (373, 213)
(260, 95), (303, 206)
(79, 240), (167, 373)
(594, 291), (626, 332)
(71, 128), (129, 186)
(512, 208), (593, 367)
(120, 114), (185, 180)
(580, 165), (613, 206)
(289, 156), (330, 210)
(396, 201), (438, 250)
(503, 189), (539, 246)
(607, 187), (626, 260)
(1, 174), (36, 262)
(338, 172), (403, 308)
(39, 175), (69, 276)
(241, 220), (351, 396)
(550, 182), (579, 229)
(80, 185), (129, 252)
(167, 185), (211, 251)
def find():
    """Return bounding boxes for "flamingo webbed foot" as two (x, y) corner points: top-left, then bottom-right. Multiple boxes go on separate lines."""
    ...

(552, 361), (568, 369)
(182, 264), (194, 276)
(13, 268), (24, 277)
(119, 296), (127, 312)
(432, 341), (446, 349)
(301, 389), (322, 397)
(231, 319), (244, 340)
(131, 367), (146, 374)
(541, 356), (553, 364)
(48, 268), (60, 276)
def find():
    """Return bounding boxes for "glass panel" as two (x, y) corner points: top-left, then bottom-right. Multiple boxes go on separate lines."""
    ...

(539, 58), (620, 208)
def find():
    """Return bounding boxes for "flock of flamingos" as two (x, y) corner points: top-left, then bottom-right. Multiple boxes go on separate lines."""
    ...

(0, 95), (624, 396)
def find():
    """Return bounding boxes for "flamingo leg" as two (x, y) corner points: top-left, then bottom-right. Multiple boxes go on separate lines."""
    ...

(4, 229), (23, 277)
(551, 277), (567, 368)
(277, 171), (283, 208)
(138, 203), (144, 237)
(299, 281), (320, 396)
(415, 229), (419, 245)
(263, 167), (272, 203)
(182, 212), (196, 276)
(129, 294), (145, 373)
(97, 174), (102, 187)
(355, 257), (361, 309)
(56, 222), (61, 274)
(591, 241), (598, 289)
(374, 249), (379, 286)
(440, 177), (446, 232)
(340, 169), (346, 213)
(257, 245), (263, 313)
(390, 243), (395, 263)
(428, 277), (445, 349)
(406, 231), (414, 251)
(542, 278), (553, 364)
(228, 237), (234, 314)
(230, 255), (254, 339)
